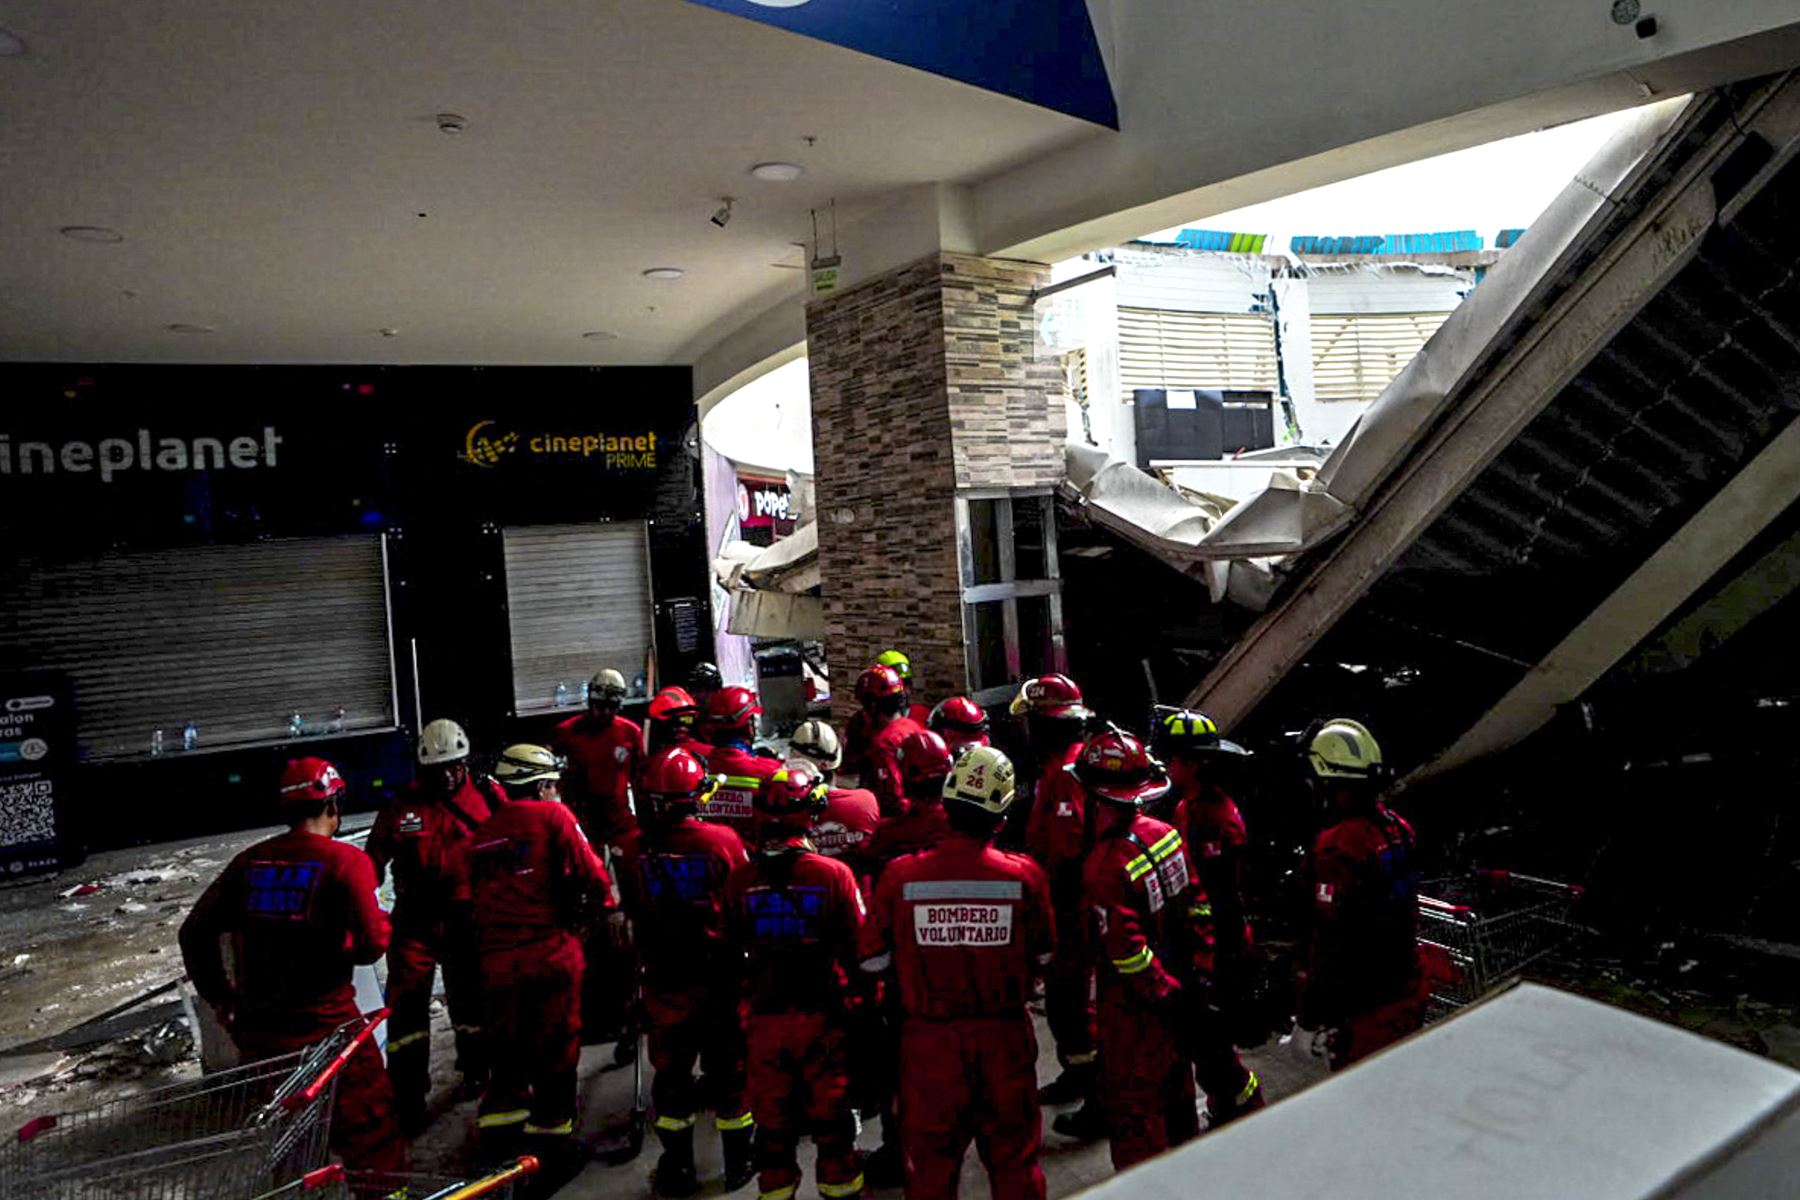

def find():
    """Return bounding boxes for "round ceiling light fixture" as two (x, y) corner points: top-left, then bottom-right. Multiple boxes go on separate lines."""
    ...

(749, 162), (804, 182)
(0, 27), (27, 56)
(581, 330), (617, 341)
(165, 322), (215, 334)
(60, 225), (124, 243)
(641, 267), (685, 281)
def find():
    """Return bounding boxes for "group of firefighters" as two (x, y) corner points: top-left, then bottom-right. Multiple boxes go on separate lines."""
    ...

(178, 651), (1429, 1200)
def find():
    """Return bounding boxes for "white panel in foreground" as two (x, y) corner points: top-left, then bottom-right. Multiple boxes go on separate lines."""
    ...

(1074, 984), (1799, 1200)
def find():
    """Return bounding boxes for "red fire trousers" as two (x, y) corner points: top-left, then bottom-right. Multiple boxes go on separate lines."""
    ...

(745, 1012), (862, 1199)
(384, 926), (484, 1110)
(1328, 975), (1430, 1072)
(646, 983), (750, 1133)
(899, 1015), (1045, 1200)
(235, 1022), (406, 1175)
(477, 935), (584, 1140)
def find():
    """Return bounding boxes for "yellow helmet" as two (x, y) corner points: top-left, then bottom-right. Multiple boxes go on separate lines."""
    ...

(788, 719), (843, 771)
(493, 743), (565, 788)
(1305, 719), (1384, 780)
(942, 744), (1017, 816)
(874, 649), (912, 681)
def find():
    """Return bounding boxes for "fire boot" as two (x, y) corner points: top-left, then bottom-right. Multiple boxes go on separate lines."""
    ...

(1051, 1101), (1108, 1142)
(654, 1125), (699, 1198)
(1037, 1060), (1095, 1106)
(720, 1122), (757, 1192)
(1205, 1071), (1266, 1132)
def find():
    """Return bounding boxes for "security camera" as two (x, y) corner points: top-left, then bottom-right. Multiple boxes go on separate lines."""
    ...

(711, 198), (735, 228)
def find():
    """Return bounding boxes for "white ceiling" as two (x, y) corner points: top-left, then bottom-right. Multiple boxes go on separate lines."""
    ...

(0, 0), (1098, 368)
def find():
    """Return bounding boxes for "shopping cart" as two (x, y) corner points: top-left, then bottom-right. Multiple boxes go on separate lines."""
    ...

(1417, 870), (1585, 1020)
(250, 1157), (540, 1200)
(2, 1008), (389, 1200)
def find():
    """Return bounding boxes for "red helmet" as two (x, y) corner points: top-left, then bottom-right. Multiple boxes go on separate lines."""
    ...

(278, 757), (346, 808)
(1070, 728), (1171, 807)
(705, 685), (762, 735)
(639, 746), (716, 820)
(929, 696), (990, 749)
(755, 765), (829, 835)
(898, 730), (955, 792)
(856, 665), (906, 703)
(647, 686), (699, 725)
(1009, 673), (1091, 721)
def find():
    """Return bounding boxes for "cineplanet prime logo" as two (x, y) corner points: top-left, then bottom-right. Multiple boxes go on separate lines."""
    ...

(0, 428), (284, 483)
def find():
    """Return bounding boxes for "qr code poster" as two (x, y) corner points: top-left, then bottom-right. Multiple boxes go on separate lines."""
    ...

(0, 671), (73, 877)
(0, 777), (57, 851)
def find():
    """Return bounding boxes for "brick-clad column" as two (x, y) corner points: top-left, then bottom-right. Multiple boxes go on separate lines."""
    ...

(807, 252), (1062, 726)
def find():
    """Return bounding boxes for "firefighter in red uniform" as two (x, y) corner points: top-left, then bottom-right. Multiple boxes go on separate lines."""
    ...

(927, 696), (991, 756)
(843, 652), (929, 785)
(1073, 729), (1263, 1170)
(551, 667), (644, 846)
(724, 767), (868, 1200)
(787, 719), (880, 873)
(855, 666), (926, 817)
(647, 686), (714, 760)
(1010, 674), (1100, 1132)
(704, 686), (782, 840)
(861, 746), (1055, 1200)
(180, 758), (405, 1173)
(620, 747), (756, 1196)
(1151, 709), (1254, 1033)
(452, 744), (618, 1164)
(366, 719), (493, 1131)
(864, 730), (956, 871)
(1299, 718), (1427, 1071)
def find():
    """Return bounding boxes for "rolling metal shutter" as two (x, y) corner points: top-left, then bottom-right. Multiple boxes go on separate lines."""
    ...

(1118, 306), (1279, 399)
(0, 536), (396, 761)
(503, 522), (655, 716)
(1310, 311), (1453, 403)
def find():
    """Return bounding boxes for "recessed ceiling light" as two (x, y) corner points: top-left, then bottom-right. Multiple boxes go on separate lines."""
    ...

(641, 267), (685, 281)
(60, 225), (124, 243)
(165, 323), (215, 334)
(0, 28), (26, 56)
(750, 162), (804, 182)
(581, 330), (617, 341)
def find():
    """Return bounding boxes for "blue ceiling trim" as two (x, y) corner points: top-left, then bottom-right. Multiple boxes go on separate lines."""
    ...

(684, 0), (1118, 129)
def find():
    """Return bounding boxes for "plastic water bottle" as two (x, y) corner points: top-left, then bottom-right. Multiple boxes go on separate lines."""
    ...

(151, 729), (165, 757)
(182, 720), (199, 752)
(580, 680), (591, 705)
(631, 671), (647, 697)
(330, 706), (346, 735)
(554, 680), (570, 708)
(288, 711), (305, 739)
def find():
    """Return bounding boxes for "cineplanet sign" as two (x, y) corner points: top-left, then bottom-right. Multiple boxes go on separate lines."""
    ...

(0, 428), (284, 483)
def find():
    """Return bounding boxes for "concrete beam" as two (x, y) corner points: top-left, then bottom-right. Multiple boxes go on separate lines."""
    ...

(1417, 414), (1800, 781)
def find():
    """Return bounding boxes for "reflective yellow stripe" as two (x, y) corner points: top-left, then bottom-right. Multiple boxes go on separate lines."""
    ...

(477, 1108), (530, 1129)
(386, 1030), (430, 1051)
(1236, 1071), (1260, 1106)
(1147, 831), (1182, 861)
(715, 1111), (755, 1131)
(724, 775), (764, 789)
(759, 1188), (798, 1200)
(1188, 902), (1213, 919)
(1112, 946), (1155, 975)
(452, 1024), (481, 1035)
(524, 1119), (575, 1136)
(654, 1114), (696, 1131)
(1064, 1050), (1097, 1066)
(1124, 855), (1152, 882)
(818, 1175), (866, 1198)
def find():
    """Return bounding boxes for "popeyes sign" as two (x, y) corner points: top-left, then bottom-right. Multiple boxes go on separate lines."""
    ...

(736, 477), (791, 528)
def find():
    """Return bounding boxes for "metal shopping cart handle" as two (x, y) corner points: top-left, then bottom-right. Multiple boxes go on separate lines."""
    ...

(279, 1007), (391, 1113)
(422, 1157), (541, 1200)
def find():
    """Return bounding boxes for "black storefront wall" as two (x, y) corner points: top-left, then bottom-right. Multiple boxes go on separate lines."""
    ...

(0, 364), (710, 853)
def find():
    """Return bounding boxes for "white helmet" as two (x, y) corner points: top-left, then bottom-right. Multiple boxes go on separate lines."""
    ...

(943, 744), (1017, 816)
(493, 743), (564, 788)
(590, 668), (628, 701)
(417, 718), (470, 766)
(788, 719), (843, 771)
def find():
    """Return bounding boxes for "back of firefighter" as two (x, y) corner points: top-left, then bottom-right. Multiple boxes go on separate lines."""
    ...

(551, 667), (644, 845)
(787, 719), (880, 875)
(366, 719), (493, 1130)
(451, 744), (617, 1158)
(1011, 674), (1100, 1130)
(704, 685), (782, 840)
(724, 766), (867, 1200)
(927, 695), (991, 757)
(1073, 729), (1263, 1170)
(1152, 710), (1254, 1031)
(179, 758), (405, 1173)
(1299, 718), (1427, 1071)
(646, 686), (715, 762)
(863, 730), (956, 873)
(843, 650), (932, 783)
(861, 746), (1055, 1200)
(855, 665), (927, 816)
(621, 746), (755, 1196)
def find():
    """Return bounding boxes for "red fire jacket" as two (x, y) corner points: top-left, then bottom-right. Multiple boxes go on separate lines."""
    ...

(451, 798), (614, 955)
(704, 741), (784, 839)
(552, 712), (645, 843)
(366, 776), (493, 932)
(1080, 814), (1213, 1008)
(617, 816), (749, 987)
(724, 843), (866, 1016)
(1302, 805), (1423, 1027)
